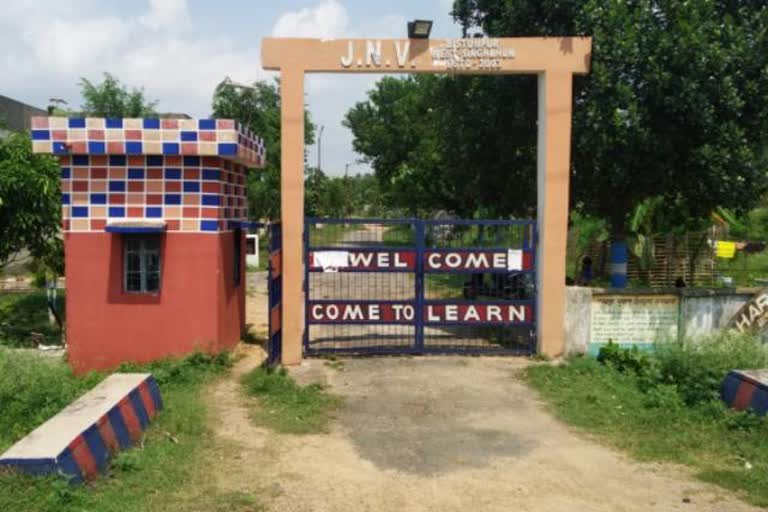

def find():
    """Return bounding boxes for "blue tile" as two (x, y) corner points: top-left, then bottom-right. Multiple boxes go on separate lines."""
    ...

(202, 168), (220, 180)
(198, 119), (216, 130)
(201, 220), (219, 231)
(109, 155), (126, 166)
(105, 118), (123, 129)
(109, 181), (126, 192)
(88, 141), (106, 154)
(202, 194), (220, 206)
(181, 131), (197, 141)
(72, 206), (88, 218)
(183, 156), (200, 167)
(164, 168), (181, 180)
(218, 143), (237, 155)
(147, 155), (163, 166)
(90, 193), (107, 205)
(73, 155), (89, 166)
(162, 143), (179, 155)
(164, 194), (181, 205)
(146, 207), (162, 218)
(62, 193), (70, 205)
(109, 207), (125, 218)
(61, 168), (71, 179)
(32, 130), (50, 140)
(53, 142), (67, 154)
(143, 118), (160, 129)
(128, 168), (145, 179)
(183, 181), (200, 193)
(126, 142), (143, 154)
(68, 118), (86, 128)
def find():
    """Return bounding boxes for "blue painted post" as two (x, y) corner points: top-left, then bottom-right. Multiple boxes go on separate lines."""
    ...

(610, 240), (628, 288)
(414, 220), (425, 353)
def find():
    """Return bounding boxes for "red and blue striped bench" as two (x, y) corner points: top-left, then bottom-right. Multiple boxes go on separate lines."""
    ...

(0, 373), (162, 482)
(721, 369), (768, 415)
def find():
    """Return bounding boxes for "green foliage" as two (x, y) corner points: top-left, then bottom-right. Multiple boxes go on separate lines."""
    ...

(0, 350), (244, 512)
(79, 73), (157, 118)
(596, 342), (652, 375)
(528, 336), (768, 507)
(0, 348), (101, 452)
(0, 290), (64, 348)
(241, 366), (340, 434)
(351, 1), (768, 230)
(0, 133), (61, 270)
(211, 78), (315, 221)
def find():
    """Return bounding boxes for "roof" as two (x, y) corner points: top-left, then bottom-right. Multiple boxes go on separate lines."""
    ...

(29, 117), (266, 168)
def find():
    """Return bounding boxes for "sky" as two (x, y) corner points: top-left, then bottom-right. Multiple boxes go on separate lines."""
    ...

(0, 0), (462, 176)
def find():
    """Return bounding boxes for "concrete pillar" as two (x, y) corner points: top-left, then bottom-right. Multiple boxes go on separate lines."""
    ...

(280, 66), (306, 365)
(536, 70), (574, 358)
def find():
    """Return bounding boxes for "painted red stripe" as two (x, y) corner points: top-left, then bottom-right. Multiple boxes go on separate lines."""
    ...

(270, 305), (281, 335)
(97, 415), (120, 455)
(138, 381), (156, 419)
(119, 397), (143, 442)
(68, 435), (98, 480)
(733, 381), (757, 410)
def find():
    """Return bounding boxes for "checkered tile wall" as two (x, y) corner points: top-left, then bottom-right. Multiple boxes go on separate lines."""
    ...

(31, 117), (266, 168)
(30, 117), (265, 234)
(59, 154), (248, 233)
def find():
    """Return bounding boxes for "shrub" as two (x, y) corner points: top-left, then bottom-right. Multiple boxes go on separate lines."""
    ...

(597, 341), (652, 375)
(654, 332), (768, 406)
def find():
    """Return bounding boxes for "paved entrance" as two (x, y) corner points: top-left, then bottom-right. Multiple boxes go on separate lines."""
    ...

(206, 350), (760, 512)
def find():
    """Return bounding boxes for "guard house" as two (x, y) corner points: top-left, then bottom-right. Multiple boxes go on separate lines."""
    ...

(31, 117), (265, 372)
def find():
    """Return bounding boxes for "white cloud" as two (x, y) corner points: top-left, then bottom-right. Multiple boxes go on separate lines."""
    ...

(272, 0), (349, 39)
(0, 0), (263, 118)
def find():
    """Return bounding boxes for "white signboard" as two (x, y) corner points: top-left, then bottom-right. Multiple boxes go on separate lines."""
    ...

(591, 294), (679, 345)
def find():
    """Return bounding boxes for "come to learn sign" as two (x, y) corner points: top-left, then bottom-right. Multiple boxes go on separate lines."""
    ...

(589, 294), (679, 354)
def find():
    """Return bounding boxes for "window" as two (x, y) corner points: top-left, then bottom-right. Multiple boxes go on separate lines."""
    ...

(233, 229), (242, 286)
(124, 236), (162, 293)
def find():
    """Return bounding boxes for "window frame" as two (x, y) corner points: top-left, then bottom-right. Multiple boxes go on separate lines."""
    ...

(123, 235), (163, 294)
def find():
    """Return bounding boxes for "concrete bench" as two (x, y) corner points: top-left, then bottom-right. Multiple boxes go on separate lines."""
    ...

(0, 373), (162, 482)
(722, 369), (768, 415)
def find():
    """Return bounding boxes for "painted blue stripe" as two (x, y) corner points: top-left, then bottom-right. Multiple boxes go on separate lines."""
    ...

(56, 447), (83, 482)
(105, 118), (123, 129)
(0, 458), (58, 476)
(129, 390), (150, 429)
(146, 377), (164, 411)
(82, 424), (109, 471)
(143, 118), (160, 129)
(750, 387), (768, 415)
(68, 118), (86, 128)
(105, 226), (166, 234)
(147, 155), (163, 166)
(721, 372), (742, 405)
(107, 407), (132, 449)
(198, 119), (216, 130)
(201, 220), (219, 231)
(32, 130), (50, 140)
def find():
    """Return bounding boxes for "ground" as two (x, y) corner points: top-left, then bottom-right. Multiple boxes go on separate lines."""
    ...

(225, 259), (761, 511)
(203, 351), (760, 512)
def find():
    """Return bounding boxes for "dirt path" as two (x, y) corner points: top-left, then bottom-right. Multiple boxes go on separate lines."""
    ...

(203, 350), (759, 512)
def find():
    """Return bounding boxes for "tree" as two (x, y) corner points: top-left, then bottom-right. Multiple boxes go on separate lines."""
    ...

(348, 2), (768, 237)
(0, 133), (61, 271)
(79, 73), (158, 117)
(453, 0), (768, 237)
(212, 78), (315, 220)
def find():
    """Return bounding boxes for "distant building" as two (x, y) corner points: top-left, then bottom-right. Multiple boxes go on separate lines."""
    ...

(0, 94), (47, 132)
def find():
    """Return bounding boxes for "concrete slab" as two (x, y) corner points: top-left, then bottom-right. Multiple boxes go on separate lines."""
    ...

(0, 373), (162, 481)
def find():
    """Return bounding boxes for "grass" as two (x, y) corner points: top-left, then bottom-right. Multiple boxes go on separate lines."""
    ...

(526, 332), (768, 507)
(0, 290), (65, 347)
(0, 350), (264, 512)
(241, 366), (341, 434)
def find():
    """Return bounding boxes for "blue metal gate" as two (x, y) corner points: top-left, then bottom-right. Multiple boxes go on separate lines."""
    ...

(266, 222), (282, 366)
(304, 218), (536, 355)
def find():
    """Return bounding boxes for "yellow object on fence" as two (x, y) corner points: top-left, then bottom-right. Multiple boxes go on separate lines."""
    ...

(715, 241), (736, 259)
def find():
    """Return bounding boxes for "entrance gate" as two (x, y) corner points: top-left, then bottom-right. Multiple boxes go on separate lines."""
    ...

(303, 218), (536, 355)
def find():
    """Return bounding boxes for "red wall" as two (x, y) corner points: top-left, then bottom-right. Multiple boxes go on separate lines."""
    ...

(65, 231), (245, 372)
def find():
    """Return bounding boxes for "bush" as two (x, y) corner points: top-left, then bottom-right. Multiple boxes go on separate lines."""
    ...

(0, 348), (102, 451)
(596, 332), (768, 408)
(597, 341), (652, 375)
(654, 332), (768, 406)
